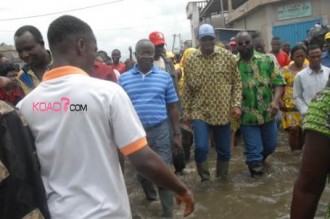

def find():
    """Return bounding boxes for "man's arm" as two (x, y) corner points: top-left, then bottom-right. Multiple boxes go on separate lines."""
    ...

(291, 130), (330, 219)
(128, 146), (194, 217)
(182, 58), (193, 120)
(167, 102), (182, 148)
(231, 58), (242, 120)
(273, 86), (284, 103)
(293, 75), (308, 115)
(268, 86), (284, 118)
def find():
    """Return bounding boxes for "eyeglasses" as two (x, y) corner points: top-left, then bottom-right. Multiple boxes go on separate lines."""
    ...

(199, 36), (215, 42)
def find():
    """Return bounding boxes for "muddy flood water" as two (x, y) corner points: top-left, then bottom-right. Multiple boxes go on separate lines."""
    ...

(124, 131), (330, 219)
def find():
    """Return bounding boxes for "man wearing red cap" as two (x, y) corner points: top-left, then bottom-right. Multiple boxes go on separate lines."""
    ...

(149, 31), (178, 84)
(149, 32), (179, 96)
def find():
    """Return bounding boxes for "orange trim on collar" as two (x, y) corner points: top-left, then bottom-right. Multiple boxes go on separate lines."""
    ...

(42, 66), (89, 81)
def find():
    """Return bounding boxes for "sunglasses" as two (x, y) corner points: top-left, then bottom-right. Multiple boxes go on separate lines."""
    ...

(237, 41), (251, 46)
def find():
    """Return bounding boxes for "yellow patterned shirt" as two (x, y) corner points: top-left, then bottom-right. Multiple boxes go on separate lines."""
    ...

(281, 64), (307, 129)
(183, 46), (242, 125)
(18, 52), (52, 95)
(18, 69), (41, 95)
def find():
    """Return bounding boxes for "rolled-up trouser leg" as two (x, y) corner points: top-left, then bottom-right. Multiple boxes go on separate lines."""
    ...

(137, 174), (157, 201)
(158, 187), (174, 218)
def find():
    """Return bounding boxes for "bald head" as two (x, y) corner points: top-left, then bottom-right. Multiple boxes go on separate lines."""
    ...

(135, 39), (155, 73)
(236, 31), (253, 59)
(236, 31), (252, 42)
(135, 39), (154, 52)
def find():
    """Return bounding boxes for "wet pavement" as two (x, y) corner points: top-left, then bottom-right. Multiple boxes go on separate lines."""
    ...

(125, 130), (330, 219)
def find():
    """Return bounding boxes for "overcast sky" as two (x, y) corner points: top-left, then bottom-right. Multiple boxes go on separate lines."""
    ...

(0, 0), (193, 60)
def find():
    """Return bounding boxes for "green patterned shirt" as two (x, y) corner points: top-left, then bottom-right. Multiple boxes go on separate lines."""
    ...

(237, 51), (286, 125)
(303, 83), (330, 138)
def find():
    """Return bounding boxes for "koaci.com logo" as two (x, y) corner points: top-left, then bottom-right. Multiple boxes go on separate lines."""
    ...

(33, 97), (87, 112)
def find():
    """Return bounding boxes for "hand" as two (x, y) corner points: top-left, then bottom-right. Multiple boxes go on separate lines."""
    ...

(173, 134), (182, 150)
(175, 190), (195, 217)
(268, 101), (279, 118)
(182, 117), (191, 127)
(231, 106), (241, 121)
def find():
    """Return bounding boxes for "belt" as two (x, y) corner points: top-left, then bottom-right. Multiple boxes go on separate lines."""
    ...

(144, 120), (167, 131)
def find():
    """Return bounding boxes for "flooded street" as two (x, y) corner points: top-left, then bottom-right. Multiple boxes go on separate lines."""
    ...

(125, 131), (330, 219)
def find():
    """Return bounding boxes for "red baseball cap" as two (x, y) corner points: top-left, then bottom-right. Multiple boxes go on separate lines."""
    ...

(149, 31), (165, 46)
(229, 41), (236, 46)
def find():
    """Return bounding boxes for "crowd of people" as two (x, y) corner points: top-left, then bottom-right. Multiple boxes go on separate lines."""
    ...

(0, 15), (330, 219)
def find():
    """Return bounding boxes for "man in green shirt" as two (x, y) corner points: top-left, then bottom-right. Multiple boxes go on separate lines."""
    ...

(236, 31), (285, 177)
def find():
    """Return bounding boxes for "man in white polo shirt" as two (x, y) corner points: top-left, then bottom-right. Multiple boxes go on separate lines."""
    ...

(17, 15), (194, 219)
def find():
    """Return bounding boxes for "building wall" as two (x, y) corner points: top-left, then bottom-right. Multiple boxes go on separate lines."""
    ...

(230, 0), (330, 51)
(186, 2), (201, 48)
(320, 0), (329, 25)
(230, 7), (268, 39)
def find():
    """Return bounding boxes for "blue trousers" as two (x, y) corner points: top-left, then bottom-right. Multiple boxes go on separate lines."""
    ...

(240, 120), (278, 165)
(192, 119), (231, 163)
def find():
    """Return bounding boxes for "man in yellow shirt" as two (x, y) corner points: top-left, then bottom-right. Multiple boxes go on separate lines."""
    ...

(14, 25), (51, 95)
(183, 24), (242, 181)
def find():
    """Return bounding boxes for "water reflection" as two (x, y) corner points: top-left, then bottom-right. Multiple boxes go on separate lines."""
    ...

(125, 131), (330, 219)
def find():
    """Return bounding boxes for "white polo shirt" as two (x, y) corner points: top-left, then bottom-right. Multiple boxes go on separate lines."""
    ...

(17, 66), (147, 219)
(293, 65), (330, 115)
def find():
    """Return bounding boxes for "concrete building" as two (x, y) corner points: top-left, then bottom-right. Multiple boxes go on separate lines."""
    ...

(187, 0), (330, 50)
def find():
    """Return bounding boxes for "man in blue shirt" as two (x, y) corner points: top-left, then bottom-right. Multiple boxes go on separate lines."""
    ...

(119, 39), (181, 218)
(321, 32), (330, 68)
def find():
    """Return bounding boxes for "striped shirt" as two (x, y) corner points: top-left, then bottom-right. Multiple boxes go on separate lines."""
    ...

(119, 65), (178, 128)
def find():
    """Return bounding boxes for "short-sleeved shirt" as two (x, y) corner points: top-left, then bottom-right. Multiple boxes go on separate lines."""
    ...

(119, 65), (178, 128)
(183, 46), (242, 125)
(111, 62), (126, 74)
(303, 81), (330, 138)
(237, 51), (286, 125)
(17, 66), (147, 218)
(91, 61), (117, 82)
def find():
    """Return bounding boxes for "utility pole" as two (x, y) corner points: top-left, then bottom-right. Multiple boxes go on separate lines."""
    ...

(172, 34), (176, 52)
(172, 34), (182, 52)
(220, 0), (225, 27)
